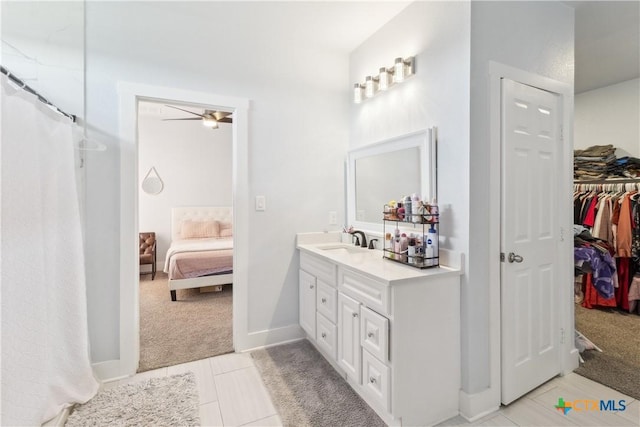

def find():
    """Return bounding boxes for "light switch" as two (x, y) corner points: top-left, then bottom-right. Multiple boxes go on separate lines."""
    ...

(255, 195), (266, 211)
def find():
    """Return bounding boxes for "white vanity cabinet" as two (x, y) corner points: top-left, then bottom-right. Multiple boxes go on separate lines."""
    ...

(298, 242), (461, 427)
(299, 251), (339, 361)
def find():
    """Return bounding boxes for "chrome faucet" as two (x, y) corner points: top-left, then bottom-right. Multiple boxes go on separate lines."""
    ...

(349, 230), (367, 248)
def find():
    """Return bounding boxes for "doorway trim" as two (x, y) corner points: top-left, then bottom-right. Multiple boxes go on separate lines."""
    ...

(485, 61), (579, 413)
(116, 82), (250, 377)
(460, 61), (578, 421)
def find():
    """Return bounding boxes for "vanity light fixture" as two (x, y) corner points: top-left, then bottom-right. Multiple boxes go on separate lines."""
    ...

(364, 76), (377, 98)
(353, 83), (364, 104)
(352, 56), (414, 103)
(378, 67), (389, 91)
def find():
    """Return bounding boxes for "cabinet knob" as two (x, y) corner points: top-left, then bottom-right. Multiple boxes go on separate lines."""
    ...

(367, 332), (374, 338)
(310, 284), (314, 289)
(352, 312), (358, 318)
(321, 298), (327, 303)
(369, 376), (377, 384)
(321, 332), (327, 338)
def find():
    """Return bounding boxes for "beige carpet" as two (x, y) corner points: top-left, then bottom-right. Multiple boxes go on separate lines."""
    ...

(138, 272), (233, 372)
(574, 304), (640, 399)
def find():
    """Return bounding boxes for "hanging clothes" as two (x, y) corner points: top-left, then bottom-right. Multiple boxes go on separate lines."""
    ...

(574, 182), (640, 312)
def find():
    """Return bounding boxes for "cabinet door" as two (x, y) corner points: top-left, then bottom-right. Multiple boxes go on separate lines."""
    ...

(337, 292), (361, 384)
(299, 270), (316, 337)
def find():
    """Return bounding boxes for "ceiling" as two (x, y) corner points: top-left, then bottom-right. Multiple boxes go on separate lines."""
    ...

(4, 1), (636, 96)
(565, 1), (640, 93)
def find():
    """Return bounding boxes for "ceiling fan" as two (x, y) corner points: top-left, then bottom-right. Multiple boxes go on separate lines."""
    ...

(162, 105), (232, 129)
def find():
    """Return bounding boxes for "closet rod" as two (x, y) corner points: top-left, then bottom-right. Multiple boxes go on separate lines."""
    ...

(574, 178), (640, 184)
(1, 65), (76, 123)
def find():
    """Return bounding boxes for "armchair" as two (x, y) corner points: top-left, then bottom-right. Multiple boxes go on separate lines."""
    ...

(139, 232), (157, 280)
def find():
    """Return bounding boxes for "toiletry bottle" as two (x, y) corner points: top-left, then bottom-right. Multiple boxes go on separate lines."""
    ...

(426, 224), (438, 266)
(430, 198), (439, 223)
(411, 193), (420, 223)
(423, 232), (431, 266)
(385, 233), (394, 259)
(404, 195), (412, 223)
(400, 233), (408, 262)
(408, 236), (416, 264)
(397, 202), (404, 221)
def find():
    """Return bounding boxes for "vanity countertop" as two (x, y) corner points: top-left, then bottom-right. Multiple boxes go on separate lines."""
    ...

(297, 232), (462, 285)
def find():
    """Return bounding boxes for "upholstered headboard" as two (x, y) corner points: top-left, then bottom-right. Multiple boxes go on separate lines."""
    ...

(171, 206), (233, 242)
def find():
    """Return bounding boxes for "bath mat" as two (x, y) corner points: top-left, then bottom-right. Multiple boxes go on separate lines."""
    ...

(65, 372), (199, 427)
(251, 340), (386, 427)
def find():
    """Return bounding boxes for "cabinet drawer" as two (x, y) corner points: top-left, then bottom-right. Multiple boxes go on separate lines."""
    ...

(316, 313), (337, 360)
(362, 349), (391, 412)
(316, 281), (337, 323)
(301, 252), (337, 287)
(340, 269), (390, 316)
(361, 306), (389, 362)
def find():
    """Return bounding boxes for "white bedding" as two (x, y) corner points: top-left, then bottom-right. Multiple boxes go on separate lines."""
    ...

(163, 238), (234, 273)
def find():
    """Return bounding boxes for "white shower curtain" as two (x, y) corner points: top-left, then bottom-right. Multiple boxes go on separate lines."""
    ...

(1, 75), (98, 425)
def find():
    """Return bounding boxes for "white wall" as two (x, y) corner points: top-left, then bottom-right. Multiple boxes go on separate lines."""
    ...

(84, 2), (349, 363)
(575, 78), (640, 157)
(138, 105), (232, 267)
(0, 2), (83, 117)
(350, 1), (471, 253)
(1, 1), (87, 226)
(469, 0), (574, 396)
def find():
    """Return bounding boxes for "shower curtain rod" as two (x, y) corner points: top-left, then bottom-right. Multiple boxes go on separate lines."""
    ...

(1, 65), (76, 123)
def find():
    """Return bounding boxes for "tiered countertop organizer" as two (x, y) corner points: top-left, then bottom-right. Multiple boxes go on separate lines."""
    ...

(382, 205), (439, 269)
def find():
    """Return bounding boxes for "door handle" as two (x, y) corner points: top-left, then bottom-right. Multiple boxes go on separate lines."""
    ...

(508, 252), (523, 263)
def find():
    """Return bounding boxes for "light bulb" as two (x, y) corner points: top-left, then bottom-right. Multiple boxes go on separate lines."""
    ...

(353, 83), (363, 104)
(393, 57), (405, 83)
(202, 117), (218, 128)
(365, 76), (375, 98)
(378, 67), (389, 91)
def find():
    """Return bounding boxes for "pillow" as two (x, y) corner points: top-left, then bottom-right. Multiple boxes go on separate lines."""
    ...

(219, 222), (233, 238)
(181, 220), (220, 239)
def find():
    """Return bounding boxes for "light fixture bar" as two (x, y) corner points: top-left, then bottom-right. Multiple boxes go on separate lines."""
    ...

(352, 56), (414, 103)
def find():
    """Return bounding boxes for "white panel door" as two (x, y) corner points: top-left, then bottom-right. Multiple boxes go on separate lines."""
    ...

(337, 292), (362, 384)
(501, 79), (562, 404)
(299, 270), (316, 337)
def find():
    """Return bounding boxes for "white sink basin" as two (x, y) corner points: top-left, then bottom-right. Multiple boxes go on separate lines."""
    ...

(316, 243), (365, 253)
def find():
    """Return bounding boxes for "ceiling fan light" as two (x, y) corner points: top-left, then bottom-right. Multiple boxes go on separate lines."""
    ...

(202, 117), (218, 128)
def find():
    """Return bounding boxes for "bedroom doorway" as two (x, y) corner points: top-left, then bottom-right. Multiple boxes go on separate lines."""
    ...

(136, 99), (235, 372)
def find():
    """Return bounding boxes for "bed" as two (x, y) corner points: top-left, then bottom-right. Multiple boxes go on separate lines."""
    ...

(163, 206), (233, 301)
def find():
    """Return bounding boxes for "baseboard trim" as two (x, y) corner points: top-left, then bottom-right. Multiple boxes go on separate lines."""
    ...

(92, 359), (126, 382)
(459, 387), (500, 422)
(239, 324), (305, 352)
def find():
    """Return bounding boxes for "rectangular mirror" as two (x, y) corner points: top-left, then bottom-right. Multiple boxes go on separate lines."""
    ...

(347, 128), (437, 232)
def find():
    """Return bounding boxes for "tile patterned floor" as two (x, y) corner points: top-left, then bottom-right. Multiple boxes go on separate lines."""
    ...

(103, 353), (280, 426)
(105, 353), (639, 426)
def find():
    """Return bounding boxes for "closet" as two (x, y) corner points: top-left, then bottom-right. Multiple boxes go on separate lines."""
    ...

(573, 179), (640, 313)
